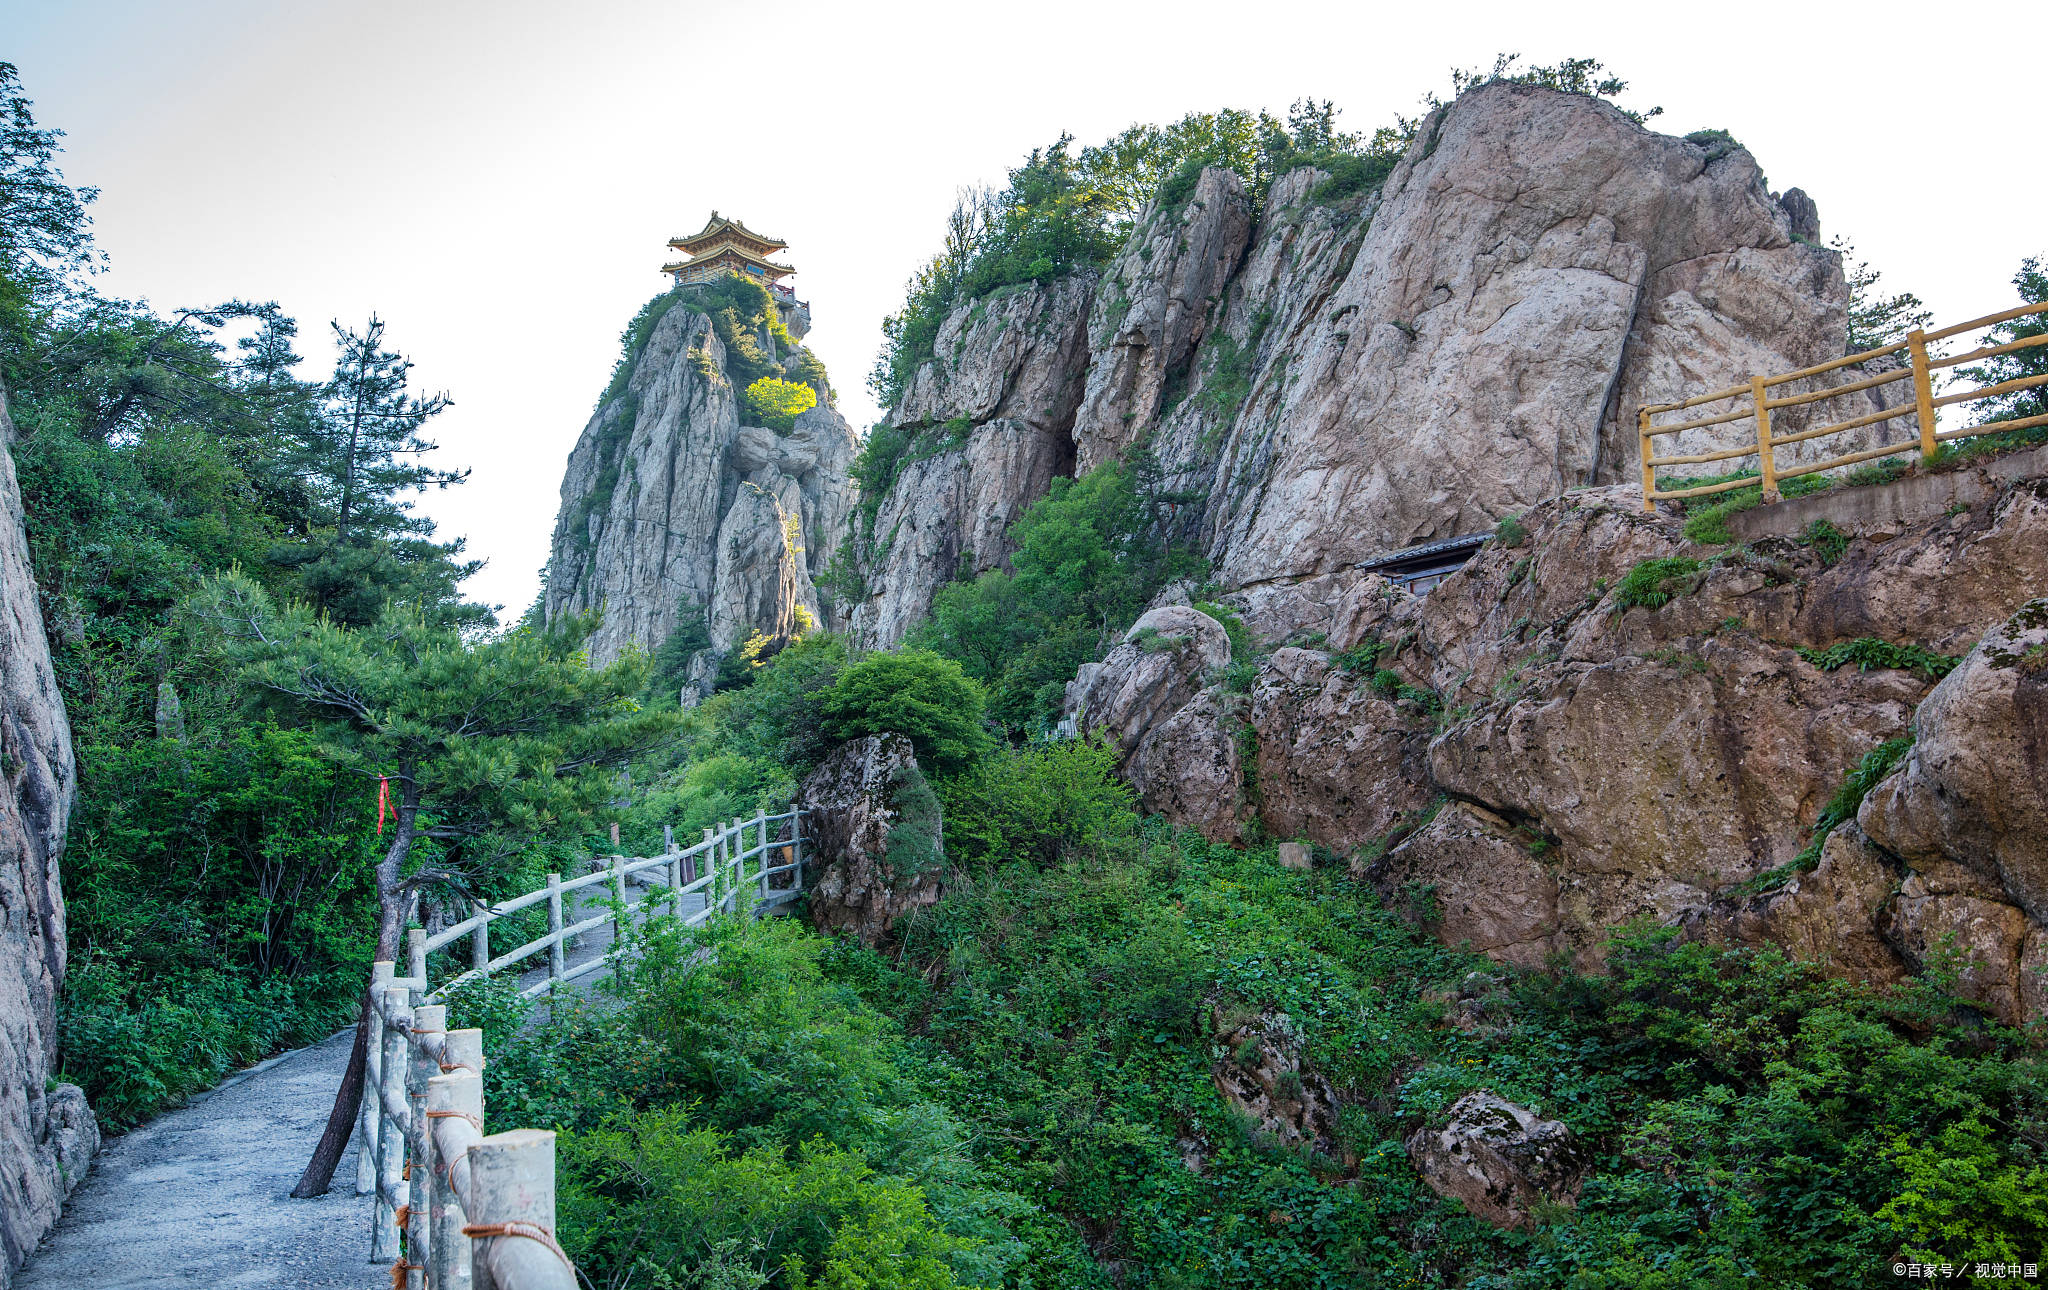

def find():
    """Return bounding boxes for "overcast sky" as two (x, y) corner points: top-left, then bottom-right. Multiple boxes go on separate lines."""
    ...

(8, 0), (2044, 617)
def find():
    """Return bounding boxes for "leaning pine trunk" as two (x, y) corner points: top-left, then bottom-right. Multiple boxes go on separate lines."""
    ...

(292, 791), (417, 1199)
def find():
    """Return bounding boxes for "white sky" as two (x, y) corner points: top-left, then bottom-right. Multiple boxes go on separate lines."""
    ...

(8, 0), (2045, 618)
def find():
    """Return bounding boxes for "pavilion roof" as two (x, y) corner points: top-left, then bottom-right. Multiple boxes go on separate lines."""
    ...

(668, 211), (788, 256)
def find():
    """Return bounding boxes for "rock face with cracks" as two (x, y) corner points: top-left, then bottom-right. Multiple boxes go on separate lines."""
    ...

(1066, 464), (2048, 1022)
(1405, 1091), (1584, 1230)
(848, 81), (1876, 648)
(0, 390), (98, 1284)
(544, 296), (856, 690)
(796, 734), (946, 947)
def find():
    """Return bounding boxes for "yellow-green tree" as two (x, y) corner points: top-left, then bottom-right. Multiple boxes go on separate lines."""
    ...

(742, 376), (817, 429)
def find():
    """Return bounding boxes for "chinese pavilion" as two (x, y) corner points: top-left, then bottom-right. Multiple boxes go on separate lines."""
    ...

(662, 212), (809, 337)
(663, 212), (796, 288)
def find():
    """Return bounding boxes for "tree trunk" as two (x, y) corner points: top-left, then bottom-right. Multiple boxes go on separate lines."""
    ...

(293, 784), (419, 1199)
(289, 1000), (369, 1199)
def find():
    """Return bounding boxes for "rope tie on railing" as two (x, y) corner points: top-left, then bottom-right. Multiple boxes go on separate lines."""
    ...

(425, 1108), (484, 1133)
(394, 1204), (410, 1228)
(438, 1059), (475, 1073)
(463, 1220), (574, 1269)
(390, 1261), (421, 1289)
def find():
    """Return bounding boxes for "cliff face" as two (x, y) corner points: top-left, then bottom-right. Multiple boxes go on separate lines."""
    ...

(544, 296), (856, 682)
(846, 82), (1878, 646)
(0, 391), (97, 1283)
(1062, 458), (2048, 1023)
(845, 277), (1091, 649)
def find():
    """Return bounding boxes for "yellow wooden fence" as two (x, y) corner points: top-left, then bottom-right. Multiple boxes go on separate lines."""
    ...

(1638, 300), (2048, 511)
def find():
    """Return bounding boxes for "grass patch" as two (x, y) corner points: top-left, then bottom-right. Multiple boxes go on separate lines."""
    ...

(1798, 638), (1960, 682)
(1666, 468), (1833, 544)
(1614, 556), (1703, 611)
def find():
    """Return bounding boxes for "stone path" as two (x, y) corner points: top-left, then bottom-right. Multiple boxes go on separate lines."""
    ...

(15, 1028), (377, 1289)
(15, 873), (728, 1287)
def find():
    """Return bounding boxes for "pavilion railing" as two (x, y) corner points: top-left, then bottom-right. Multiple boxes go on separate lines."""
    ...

(1638, 300), (2048, 511)
(356, 808), (808, 1288)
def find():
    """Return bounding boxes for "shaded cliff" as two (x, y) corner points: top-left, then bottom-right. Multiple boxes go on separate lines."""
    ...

(0, 390), (97, 1284)
(544, 288), (856, 687)
(844, 82), (1887, 646)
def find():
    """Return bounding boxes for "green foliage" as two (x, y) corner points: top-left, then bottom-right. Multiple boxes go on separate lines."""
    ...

(871, 100), (1396, 409)
(1789, 734), (1915, 871)
(913, 460), (1200, 735)
(1800, 517), (1849, 564)
(599, 291), (686, 408)
(1799, 637), (1960, 682)
(1668, 468), (1833, 544)
(218, 576), (677, 947)
(1683, 128), (1745, 162)
(821, 649), (991, 772)
(1834, 235), (1932, 352)
(1958, 256), (2048, 432)
(742, 376), (818, 431)
(59, 724), (379, 1125)
(1440, 54), (1662, 124)
(679, 275), (816, 392)
(1492, 512), (1529, 548)
(1614, 556), (1703, 611)
(937, 735), (1136, 868)
(487, 916), (1028, 1290)
(647, 604), (713, 702)
(3, 72), (495, 1121)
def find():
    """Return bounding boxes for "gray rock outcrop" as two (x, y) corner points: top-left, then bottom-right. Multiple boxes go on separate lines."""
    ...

(844, 277), (1090, 649)
(1062, 463), (2048, 1020)
(544, 295), (855, 681)
(850, 80), (1874, 648)
(1405, 1091), (1583, 1230)
(796, 734), (945, 945)
(0, 389), (98, 1283)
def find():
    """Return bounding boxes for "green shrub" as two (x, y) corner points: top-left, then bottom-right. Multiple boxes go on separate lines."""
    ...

(740, 376), (817, 430)
(1801, 517), (1850, 564)
(1493, 512), (1529, 548)
(1191, 598), (1254, 662)
(913, 460), (1199, 736)
(1669, 468), (1832, 544)
(1799, 637), (1960, 682)
(822, 649), (991, 771)
(939, 734), (1135, 868)
(1614, 556), (1703, 611)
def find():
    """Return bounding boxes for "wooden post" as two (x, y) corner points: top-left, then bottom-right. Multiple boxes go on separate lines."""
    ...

(545, 872), (565, 987)
(358, 960), (394, 1195)
(699, 826), (714, 920)
(1751, 376), (1779, 503)
(426, 1066), (483, 1290)
(792, 810), (805, 893)
(472, 900), (489, 979)
(611, 853), (628, 943)
(467, 1129), (575, 1290)
(756, 808), (770, 903)
(407, 1003), (445, 1289)
(1909, 327), (1939, 458)
(408, 926), (428, 988)
(373, 987), (410, 1262)
(665, 827), (682, 910)
(1637, 406), (1657, 514)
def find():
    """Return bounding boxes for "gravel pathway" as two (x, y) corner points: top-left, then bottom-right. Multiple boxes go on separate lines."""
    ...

(16, 1028), (377, 1289)
(16, 874), (723, 1287)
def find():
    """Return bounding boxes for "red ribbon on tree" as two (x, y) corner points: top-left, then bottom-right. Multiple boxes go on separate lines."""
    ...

(377, 777), (390, 837)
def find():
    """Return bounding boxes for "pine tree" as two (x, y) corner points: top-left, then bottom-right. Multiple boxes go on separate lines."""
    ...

(279, 315), (488, 626)
(207, 572), (678, 1195)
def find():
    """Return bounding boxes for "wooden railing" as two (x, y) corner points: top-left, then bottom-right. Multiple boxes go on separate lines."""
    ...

(357, 808), (808, 1288)
(1638, 301), (2048, 510)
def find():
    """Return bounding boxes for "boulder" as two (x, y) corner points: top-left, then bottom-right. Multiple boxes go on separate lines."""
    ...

(1405, 1091), (1583, 1230)
(1860, 597), (2048, 921)
(0, 388), (97, 1279)
(797, 735), (945, 946)
(1209, 1007), (1343, 1159)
